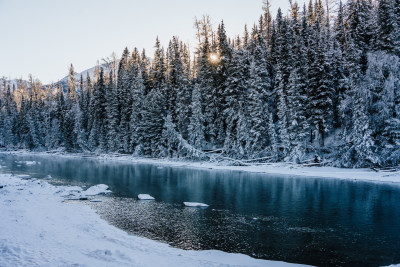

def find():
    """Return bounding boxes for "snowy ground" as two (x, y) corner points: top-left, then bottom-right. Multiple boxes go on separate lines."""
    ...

(2, 150), (400, 184)
(0, 173), (309, 267)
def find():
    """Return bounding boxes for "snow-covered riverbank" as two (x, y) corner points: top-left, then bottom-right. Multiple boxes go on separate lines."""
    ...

(2, 150), (400, 184)
(0, 173), (308, 267)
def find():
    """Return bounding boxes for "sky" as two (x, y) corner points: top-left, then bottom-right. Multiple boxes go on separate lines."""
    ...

(0, 0), (299, 84)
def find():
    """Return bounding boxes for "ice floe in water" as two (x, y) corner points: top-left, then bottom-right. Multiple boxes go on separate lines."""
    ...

(15, 161), (38, 166)
(138, 194), (155, 200)
(183, 202), (209, 207)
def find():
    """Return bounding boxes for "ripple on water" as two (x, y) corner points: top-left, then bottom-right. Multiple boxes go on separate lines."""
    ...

(88, 196), (330, 261)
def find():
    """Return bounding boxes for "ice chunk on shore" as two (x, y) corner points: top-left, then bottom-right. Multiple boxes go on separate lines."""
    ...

(183, 202), (209, 207)
(84, 184), (111, 196)
(138, 194), (155, 200)
(56, 187), (83, 197)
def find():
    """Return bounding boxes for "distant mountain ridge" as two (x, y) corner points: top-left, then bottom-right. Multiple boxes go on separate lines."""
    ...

(49, 65), (101, 91)
(2, 65), (98, 91)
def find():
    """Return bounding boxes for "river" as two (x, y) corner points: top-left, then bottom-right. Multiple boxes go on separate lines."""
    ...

(1, 153), (399, 266)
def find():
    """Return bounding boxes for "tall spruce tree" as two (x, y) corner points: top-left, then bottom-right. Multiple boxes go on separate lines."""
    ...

(376, 0), (400, 55)
(89, 68), (107, 150)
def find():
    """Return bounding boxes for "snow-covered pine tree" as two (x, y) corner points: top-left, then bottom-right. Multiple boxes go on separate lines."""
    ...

(53, 82), (65, 148)
(84, 73), (93, 135)
(27, 96), (41, 148)
(16, 95), (32, 148)
(174, 42), (192, 140)
(140, 49), (151, 94)
(106, 71), (119, 152)
(381, 58), (400, 149)
(347, 81), (378, 167)
(88, 68), (107, 151)
(307, 14), (334, 147)
(63, 65), (79, 151)
(129, 60), (146, 154)
(165, 37), (183, 126)
(1, 83), (17, 147)
(271, 9), (291, 124)
(395, 0), (400, 27)
(188, 83), (205, 150)
(307, 0), (315, 25)
(194, 16), (217, 147)
(67, 64), (77, 100)
(261, 0), (273, 46)
(223, 37), (251, 158)
(150, 37), (166, 92)
(116, 47), (131, 152)
(287, 67), (309, 162)
(334, 0), (347, 51)
(366, 52), (400, 151)
(284, 5), (310, 161)
(345, 0), (376, 75)
(376, 0), (400, 56)
(214, 21), (232, 147)
(246, 26), (271, 158)
(331, 1), (351, 130)
(160, 114), (177, 157)
(138, 89), (166, 156)
(73, 74), (89, 151)
(276, 71), (290, 159)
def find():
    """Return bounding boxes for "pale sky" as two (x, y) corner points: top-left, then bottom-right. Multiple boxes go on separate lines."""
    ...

(0, 0), (298, 84)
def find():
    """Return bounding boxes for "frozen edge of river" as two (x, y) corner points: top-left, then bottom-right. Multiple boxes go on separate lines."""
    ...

(2, 149), (400, 184)
(0, 173), (309, 267)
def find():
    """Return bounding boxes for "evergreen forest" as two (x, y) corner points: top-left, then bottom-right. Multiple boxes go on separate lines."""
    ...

(1, 0), (400, 168)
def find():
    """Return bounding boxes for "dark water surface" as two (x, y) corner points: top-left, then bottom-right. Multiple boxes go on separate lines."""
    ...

(1, 153), (400, 266)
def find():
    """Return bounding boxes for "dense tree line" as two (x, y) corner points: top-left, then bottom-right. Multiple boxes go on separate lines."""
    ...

(1, 0), (400, 167)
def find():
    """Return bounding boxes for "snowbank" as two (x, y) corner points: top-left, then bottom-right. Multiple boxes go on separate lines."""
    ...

(0, 173), (308, 267)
